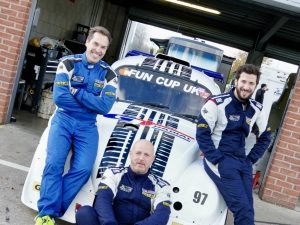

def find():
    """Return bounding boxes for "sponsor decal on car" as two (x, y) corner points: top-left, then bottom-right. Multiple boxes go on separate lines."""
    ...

(104, 113), (194, 142)
(118, 67), (211, 98)
(33, 182), (40, 192)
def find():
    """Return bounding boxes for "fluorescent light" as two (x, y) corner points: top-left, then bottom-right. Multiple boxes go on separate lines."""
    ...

(165, 0), (221, 15)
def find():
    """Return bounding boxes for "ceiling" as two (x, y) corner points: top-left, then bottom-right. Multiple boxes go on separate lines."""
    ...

(109, 0), (300, 66)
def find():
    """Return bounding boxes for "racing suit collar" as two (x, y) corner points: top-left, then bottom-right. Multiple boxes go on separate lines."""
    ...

(128, 166), (150, 181)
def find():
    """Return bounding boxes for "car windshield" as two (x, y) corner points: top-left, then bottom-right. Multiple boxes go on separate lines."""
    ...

(116, 65), (212, 120)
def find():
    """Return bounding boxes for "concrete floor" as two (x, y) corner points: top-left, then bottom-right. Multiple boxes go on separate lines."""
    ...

(0, 110), (69, 225)
(1, 110), (300, 225)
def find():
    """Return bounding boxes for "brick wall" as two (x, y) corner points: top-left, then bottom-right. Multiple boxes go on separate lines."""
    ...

(261, 72), (300, 209)
(0, 0), (32, 124)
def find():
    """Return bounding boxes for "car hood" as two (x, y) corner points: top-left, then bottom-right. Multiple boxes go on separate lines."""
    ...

(92, 100), (198, 187)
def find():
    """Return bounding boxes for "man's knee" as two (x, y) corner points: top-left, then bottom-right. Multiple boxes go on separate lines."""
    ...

(76, 205), (98, 225)
(70, 161), (94, 179)
(76, 205), (93, 219)
(77, 166), (93, 180)
(43, 161), (65, 175)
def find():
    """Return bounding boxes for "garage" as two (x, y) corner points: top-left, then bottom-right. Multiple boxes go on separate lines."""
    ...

(0, 0), (299, 213)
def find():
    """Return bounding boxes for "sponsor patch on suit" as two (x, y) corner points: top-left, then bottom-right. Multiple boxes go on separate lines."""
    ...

(71, 75), (84, 83)
(229, 115), (240, 121)
(119, 184), (133, 193)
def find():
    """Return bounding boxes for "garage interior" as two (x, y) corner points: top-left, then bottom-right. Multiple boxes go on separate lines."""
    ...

(13, 0), (300, 117)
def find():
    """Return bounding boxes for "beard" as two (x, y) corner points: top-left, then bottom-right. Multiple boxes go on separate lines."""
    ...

(235, 87), (253, 102)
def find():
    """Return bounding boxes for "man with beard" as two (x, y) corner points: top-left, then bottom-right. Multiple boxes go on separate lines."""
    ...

(196, 64), (271, 225)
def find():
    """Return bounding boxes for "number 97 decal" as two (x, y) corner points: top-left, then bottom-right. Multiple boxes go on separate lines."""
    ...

(193, 191), (208, 205)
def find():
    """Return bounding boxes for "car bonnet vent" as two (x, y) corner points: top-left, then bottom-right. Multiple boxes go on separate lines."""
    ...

(180, 66), (192, 79)
(141, 57), (158, 68)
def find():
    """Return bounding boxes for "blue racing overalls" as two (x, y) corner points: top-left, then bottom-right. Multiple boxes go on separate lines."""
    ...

(76, 166), (171, 225)
(37, 53), (117, 217)
(196, 89), (271, 225)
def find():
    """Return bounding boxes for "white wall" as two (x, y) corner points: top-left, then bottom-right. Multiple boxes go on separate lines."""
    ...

(254, 65), (290, 119)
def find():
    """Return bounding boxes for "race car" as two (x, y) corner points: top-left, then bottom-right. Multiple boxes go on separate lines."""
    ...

(21, 53), (227, 225)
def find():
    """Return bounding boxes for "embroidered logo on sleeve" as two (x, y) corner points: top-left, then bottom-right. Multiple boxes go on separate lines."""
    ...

(105, 91), (116, 96)
(197, 123), (208, 128)
(94, 79), (105, 88)
(98, 185), (108, 190)
(162, 201), (171, 207)
(55, 81), (68, 86)
(142, 188), (156, 199)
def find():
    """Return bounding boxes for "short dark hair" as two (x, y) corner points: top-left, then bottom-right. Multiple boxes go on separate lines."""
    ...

(86, 26), (112, 44)
(261, 83), (267, 88)
(235, 64), (261, 84)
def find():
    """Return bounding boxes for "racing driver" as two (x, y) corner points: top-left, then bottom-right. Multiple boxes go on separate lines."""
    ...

(75, 139), (172, 225)
(34, 26), (118, 225)
(196, 64), (271, 225)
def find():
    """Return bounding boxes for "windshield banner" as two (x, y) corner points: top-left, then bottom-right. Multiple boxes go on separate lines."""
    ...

(117, 66), (211, 99)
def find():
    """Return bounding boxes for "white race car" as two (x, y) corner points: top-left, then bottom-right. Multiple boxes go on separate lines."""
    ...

(21, 54), (227, 225)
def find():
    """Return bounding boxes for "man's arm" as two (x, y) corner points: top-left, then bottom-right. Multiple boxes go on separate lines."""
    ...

(72, 68), (118, 115)
(247, 110), (271, 164)
(52, 61), (83, 110)
(135, 179), (171, 225)
(94, 168), (120, 225)
(196, 99), (224, 165)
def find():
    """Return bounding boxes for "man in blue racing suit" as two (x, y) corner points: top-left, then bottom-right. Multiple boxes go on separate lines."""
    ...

(196, 64), (271, 225)
(35, 26), (118, 225)
(76, 139), (172, 225)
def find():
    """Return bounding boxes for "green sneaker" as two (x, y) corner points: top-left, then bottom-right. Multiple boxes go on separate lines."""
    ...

(34, 215), (55, 225)
(34, 216), (43, 225)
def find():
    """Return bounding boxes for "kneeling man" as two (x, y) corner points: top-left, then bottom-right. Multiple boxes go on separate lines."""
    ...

(76, 139), (172, 225)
